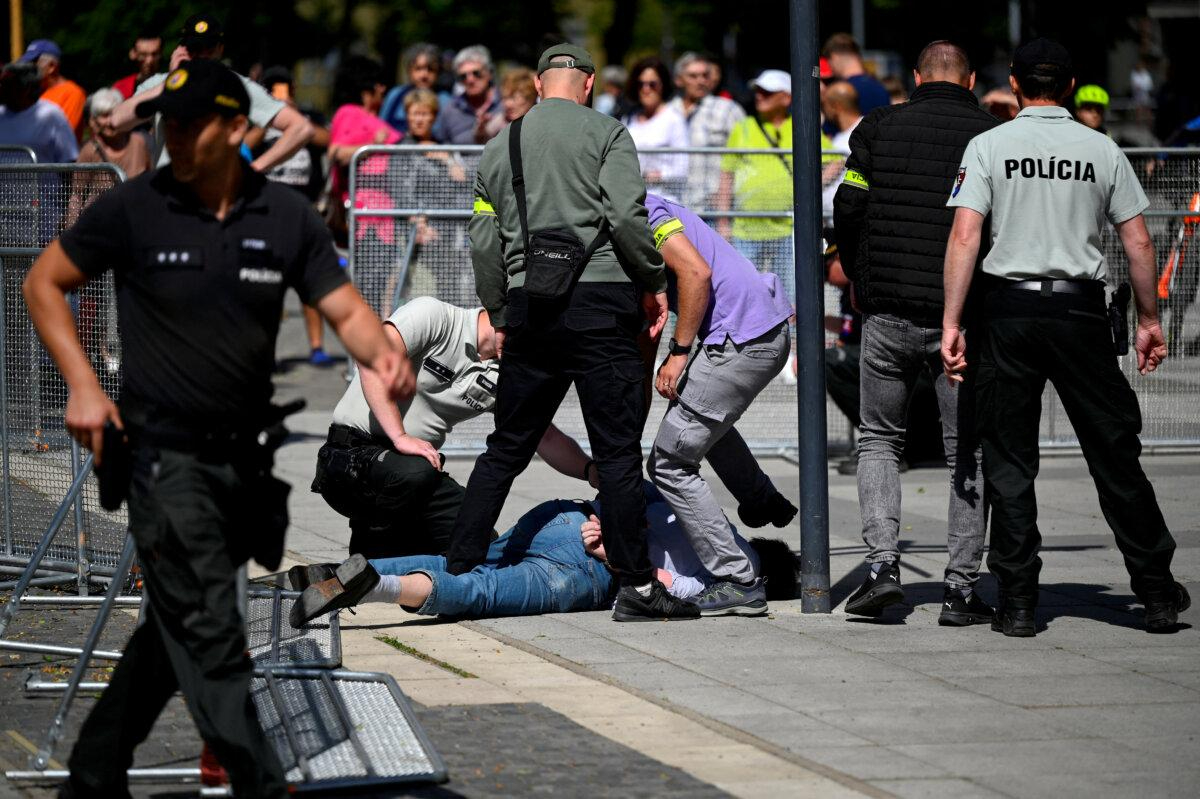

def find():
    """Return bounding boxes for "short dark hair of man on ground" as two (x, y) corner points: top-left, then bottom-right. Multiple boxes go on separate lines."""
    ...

(749, 538), (801, 600)
(625, 56), (674, 104)
(916, 40), (971, 82)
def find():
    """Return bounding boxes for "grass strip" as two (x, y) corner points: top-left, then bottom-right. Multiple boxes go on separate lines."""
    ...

(375, 635), (477, 679)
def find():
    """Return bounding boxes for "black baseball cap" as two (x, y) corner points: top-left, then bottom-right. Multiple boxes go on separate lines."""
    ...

(135, 59), (249, 119)
(180, 12), (224, 50)
(1011, 38), (1073, 80)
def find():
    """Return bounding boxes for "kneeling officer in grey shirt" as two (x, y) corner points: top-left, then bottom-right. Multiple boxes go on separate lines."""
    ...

(314, 296), (598, 559)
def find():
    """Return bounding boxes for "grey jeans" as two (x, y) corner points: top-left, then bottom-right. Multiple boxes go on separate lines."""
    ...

(857, 314), (986, 588)
(648, 322), (790, 584)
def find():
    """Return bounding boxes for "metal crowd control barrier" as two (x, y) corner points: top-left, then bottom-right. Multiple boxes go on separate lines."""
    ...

(0, 146), (36, 165)
(348, 143), (1200, 453)
(0, 163), (129, 584)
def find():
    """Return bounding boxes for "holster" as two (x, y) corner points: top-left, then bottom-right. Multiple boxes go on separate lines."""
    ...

(1108, 282), (1131, 356)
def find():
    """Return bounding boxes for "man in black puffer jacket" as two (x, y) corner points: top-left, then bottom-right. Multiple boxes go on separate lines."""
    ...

(833, 40), (998, 625)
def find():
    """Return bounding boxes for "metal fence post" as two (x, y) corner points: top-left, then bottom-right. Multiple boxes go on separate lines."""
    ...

(70, 438), (88, 596)
(790, 0), (831, 612)
(0, 255), (12, 557)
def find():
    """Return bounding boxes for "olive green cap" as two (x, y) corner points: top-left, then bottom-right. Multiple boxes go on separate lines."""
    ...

(536, 43), (595, 76)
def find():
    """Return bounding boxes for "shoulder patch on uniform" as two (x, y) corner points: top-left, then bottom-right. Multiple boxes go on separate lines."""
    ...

(951, 167), (966, 198)
(652, 217), (684, 250)
(842, 169), (869, 190)
(473, 196), (495, 216)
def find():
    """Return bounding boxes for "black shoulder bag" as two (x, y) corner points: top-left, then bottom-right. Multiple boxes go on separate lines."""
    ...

(509, 116), (610, 300)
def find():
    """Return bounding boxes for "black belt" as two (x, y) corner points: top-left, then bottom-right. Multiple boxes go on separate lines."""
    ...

(326, 423), (381, 448)
(128, 423), (263, 454)
(1006, 279), (1101, 297)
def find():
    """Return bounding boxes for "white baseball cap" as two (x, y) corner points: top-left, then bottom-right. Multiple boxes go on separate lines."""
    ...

(751, 69), (792, 94)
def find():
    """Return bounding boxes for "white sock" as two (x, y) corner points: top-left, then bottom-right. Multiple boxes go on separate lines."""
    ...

(364, 574), (403, 604)
(633, 582), (654, 597)
(870, 561), (884, 575)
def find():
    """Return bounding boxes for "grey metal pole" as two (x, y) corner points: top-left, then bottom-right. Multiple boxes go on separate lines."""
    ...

(789, 0), (831, 613)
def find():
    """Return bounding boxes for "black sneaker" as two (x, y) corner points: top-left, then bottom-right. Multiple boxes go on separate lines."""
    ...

(937, 586), (995, 626)
(695, 579), (768, 617)
(286, 562), (338, 591)
(991, 605), (1036, 637)
(612, 581), (700, 622)
(845, 561), (904, 617)
(289, 554), (380, 628)
(737, 491), (798, 529)
(1144, 581), (1191, 633)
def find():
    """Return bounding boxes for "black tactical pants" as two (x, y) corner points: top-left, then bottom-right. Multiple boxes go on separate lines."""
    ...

(976, 284), (1177, 607)
(313, 425), (464, 559)
(66, 447), (286, 799)
(446, 284), (654, 585)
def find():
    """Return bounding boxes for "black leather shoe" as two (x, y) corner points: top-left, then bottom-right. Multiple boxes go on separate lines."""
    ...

(845, 561), (905, 617)
(289, 554), (379, 628)
(991, 605), (1036, 637)
(1144, 581), (1191, 633)
(286, 562), (338, 591)
(612, 581), (700, 622)
(938, 586), (995, 626)
(737, 491), (798, 529)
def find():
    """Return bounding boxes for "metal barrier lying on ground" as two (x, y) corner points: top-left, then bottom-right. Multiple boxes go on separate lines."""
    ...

(348, 144), (1200, 453)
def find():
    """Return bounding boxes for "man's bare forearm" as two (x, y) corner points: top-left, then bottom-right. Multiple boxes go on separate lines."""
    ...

(661, 236), (711, 345)
(251, 107), (313, 173)
(536, 424), (590, 480)
(361, 364), (408, 445)
(1117, 214), (1159, 323)
(942, 209), (984, 329)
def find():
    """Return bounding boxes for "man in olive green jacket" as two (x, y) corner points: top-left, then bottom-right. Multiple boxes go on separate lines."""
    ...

(446, 43), (698, 622)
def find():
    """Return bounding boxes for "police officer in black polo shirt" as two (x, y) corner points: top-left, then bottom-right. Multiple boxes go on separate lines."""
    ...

(23, 60), (411, 798)
(941, 39), (1189, 637)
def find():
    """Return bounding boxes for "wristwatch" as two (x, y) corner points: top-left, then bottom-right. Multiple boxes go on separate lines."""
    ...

(667, 337), (691, 357)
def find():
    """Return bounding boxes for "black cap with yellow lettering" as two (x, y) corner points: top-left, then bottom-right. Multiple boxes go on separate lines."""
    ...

(135, 59), (249, 119)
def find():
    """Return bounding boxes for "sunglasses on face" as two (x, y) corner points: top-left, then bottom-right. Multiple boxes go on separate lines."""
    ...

(457, 68), (486, 81)
(638, 80), (662, 90)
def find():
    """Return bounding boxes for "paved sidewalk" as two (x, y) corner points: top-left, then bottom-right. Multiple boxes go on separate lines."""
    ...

(265, 304), (1200, 799)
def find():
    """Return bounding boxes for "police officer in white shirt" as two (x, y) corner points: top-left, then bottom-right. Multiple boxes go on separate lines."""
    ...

(314, 297), (597, 558)
(941, 39), (1188, 637)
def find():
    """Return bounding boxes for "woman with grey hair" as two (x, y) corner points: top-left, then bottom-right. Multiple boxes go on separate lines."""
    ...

(380, 42), (451, 134)
(77, 87), (150, 178)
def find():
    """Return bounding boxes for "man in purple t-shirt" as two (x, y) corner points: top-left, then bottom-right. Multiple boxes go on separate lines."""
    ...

(643, 192), (796, 616)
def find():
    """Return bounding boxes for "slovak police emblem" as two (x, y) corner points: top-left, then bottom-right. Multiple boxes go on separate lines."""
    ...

(951, 167), (966, 198)
(166, 69), (188, 90)
(195, 21), (209, 33)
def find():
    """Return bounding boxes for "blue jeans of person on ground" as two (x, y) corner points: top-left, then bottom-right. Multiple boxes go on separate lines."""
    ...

(370, 499), (615, 618)
(856, 314), (986, 588)
(733, 236), (795, 309)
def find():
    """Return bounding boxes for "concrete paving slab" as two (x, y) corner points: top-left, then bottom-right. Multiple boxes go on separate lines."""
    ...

(890, 737), (1150, 777)
(1027, 701), (1200, 746)
(939, 671), (1200, 707)
(797, 745), (951, 781)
